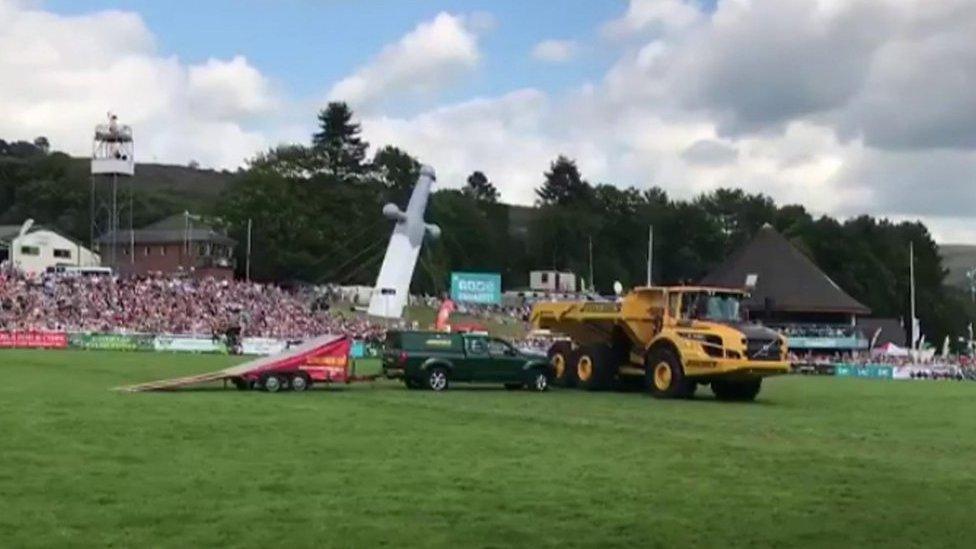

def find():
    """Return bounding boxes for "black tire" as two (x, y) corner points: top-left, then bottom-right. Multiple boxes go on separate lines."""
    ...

(504, 383), (523, 390)
(645, 347), (692, 399)
(547, 342), (576, 387)
(426, 367), (449, 392)
(231, 377), (251, 391)
(262, 373), (285, 393)
(527, 368), (549, 392)
(575, 344), (617, 391)
(291, 373), (311, 392)
(404, 378), (423, 390)
(712, 379), (762, 402)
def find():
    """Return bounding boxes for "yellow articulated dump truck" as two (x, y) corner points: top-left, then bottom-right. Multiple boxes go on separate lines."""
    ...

(530, 286), (790, 401)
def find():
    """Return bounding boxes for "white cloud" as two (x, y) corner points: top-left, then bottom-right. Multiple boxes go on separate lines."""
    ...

(531, 40), (578, 63)
(327, 12), (482, 109)
(0, 0), (277, 169)
(602, 0), (702, 38)
(358, 0), (976, 243)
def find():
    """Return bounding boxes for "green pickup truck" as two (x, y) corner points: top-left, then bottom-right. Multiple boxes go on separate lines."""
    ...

(382, 330), (551, 392)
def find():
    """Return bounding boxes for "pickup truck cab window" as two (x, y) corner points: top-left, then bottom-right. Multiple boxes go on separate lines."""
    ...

(488, 338), (516, 356)
(465, 337), (489, 355)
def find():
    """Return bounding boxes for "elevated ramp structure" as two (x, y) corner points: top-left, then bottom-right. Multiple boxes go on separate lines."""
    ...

(118, 334), (356, 393)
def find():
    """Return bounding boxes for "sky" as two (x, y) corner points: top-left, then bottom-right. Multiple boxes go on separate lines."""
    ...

(2, 0), (975, 243)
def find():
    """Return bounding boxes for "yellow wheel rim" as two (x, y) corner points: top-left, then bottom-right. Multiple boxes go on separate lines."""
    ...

(578, 355), (593, 382)
(653, 362), (672, 391)
(552, 354), (565, 379)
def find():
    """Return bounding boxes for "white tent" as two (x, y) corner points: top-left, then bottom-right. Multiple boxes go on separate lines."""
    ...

(871, 342), (910, 357)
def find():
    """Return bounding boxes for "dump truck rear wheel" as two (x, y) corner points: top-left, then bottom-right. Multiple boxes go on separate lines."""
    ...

(645, 348), (691, 399)
(712, 379), (762, 402)
(547, 342), (575, 387)
(576, 345), (616, 391)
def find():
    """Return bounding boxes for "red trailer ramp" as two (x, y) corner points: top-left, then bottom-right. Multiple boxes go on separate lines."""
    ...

(118, 334), (354, 393)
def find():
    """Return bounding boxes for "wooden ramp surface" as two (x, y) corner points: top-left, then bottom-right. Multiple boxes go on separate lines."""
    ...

(117, 334), (343, 392)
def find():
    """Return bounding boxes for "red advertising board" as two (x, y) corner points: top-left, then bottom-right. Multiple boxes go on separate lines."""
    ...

(0, 331), (68, 349)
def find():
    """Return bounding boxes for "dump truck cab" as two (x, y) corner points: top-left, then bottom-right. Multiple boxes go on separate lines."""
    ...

(531, 285), (790, 401)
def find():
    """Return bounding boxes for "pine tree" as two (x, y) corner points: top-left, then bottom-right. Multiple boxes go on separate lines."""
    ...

(312, 102), (368, 177)
(536, 155), (592, 206)
(464, 171), (499, 203)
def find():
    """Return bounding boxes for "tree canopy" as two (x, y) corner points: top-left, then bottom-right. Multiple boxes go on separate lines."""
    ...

(2, 102), (973, 349)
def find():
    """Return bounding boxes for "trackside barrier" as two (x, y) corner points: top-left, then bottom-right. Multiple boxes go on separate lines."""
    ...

(0, 330), (67, 349)
(68, 332), (155, 352)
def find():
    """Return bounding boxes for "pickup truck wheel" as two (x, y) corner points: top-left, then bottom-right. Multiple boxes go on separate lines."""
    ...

(262, 373), (285, 393)
(576, 345), (615, 391)
(426, 367), (449, 392)
(547, 342), (575, 387)
(712, 379), (762, 402)
(291, 373), (310, 392)
(405, 378), (422, 390)
(528, 369), (549, 392)
(645, 348), (691, 399)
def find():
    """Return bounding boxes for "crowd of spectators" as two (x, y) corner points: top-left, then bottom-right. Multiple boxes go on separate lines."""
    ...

(0, 271), (386, 340)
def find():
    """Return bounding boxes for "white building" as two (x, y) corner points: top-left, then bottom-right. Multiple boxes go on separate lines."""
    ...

(529, 270), (577, 293)
(0, 221), (100, 275)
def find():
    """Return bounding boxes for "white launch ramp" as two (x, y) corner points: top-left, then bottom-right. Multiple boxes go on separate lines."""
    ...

(368, 165), (440, 319)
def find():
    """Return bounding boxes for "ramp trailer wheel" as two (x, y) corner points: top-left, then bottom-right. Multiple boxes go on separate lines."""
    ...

(291, 373), (311, 392)
(262, 373), (286, 393)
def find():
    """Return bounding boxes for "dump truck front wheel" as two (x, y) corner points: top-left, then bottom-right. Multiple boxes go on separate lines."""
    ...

(712, 379), (762, 402)
(547, 342), (576, 387)
(645, 347), (693, 399)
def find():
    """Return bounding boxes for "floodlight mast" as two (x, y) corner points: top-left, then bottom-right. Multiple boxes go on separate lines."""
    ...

(91, 112), (135, 270)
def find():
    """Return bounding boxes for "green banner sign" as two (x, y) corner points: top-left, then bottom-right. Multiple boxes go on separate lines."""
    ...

(68, 332), (155, 352)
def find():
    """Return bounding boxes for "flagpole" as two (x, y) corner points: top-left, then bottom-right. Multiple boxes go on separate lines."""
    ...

(909, 241), (917, 352)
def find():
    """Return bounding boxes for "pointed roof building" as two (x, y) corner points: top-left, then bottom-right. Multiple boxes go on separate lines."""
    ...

(701, 224), (870, 317)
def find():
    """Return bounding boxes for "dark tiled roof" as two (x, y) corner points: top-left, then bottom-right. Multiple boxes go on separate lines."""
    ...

(857, 317), (906, 347)
(0, 225), (22, 242)
(701, 224), (871, 315)
(97, 228), (235, 246)
(97, 214), (235, 246)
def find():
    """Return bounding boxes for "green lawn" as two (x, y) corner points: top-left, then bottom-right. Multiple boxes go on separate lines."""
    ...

(2, 349), (976, 547)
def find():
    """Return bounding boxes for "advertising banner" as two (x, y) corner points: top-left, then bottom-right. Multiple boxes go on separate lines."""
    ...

(0, 330), (68, 349)
(240, 337), (287, 356)
(68, 332), (154, 352)
(787, 336), (869, 350)
(153, 335), (228, 354)
(834, 364), (893, 379)
(450, 272), (502, 304)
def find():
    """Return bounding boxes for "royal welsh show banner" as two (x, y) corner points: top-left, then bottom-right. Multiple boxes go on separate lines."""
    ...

(0, 330), (68, 349)
(68, 332), (155, 352)
(153, 335), (228, 354)
(240, 337), (288, 356)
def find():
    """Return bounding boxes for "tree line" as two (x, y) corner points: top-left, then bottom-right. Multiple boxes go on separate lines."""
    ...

(1, 104), (974, 347)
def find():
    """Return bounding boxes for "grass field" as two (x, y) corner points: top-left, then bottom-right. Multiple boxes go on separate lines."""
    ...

(2, 350), (976, 548)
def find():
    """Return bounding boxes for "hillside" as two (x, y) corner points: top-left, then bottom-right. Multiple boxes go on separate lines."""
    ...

(940, 244), (976, 290)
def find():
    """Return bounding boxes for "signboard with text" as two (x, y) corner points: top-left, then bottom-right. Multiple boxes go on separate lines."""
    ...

(450, 272), (501, 305)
